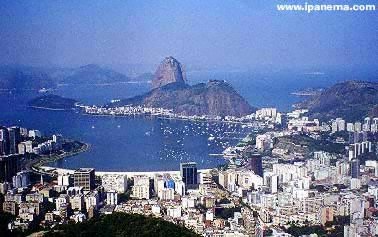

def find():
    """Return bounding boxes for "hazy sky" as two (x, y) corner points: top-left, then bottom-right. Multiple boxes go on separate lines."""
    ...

(0, 0), (377, 70)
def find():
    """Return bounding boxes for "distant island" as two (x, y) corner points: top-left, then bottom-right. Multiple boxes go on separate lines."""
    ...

(0, 64), (133, 91)
(109, 56), (256, 117)
(28, 94), (77, 110)
(296, 80), (378, 121)
(51, 64), (130, 85)
(0, 65), (55, 91)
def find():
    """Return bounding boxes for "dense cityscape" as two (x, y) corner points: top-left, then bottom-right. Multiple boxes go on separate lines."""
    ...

(1, 1), (377, 237)
(1, 106), (378, 236)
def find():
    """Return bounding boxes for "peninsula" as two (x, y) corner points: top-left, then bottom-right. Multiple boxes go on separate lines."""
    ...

(108, 56), (256, 117)
(28, 94), (77, 111)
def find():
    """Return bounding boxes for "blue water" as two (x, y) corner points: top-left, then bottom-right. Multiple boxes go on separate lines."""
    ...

(0, 83), (251, 171)
(0, 70), (376, 171)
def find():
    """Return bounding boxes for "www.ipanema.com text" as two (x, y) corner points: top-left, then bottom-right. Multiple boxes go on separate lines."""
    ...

(277, 3), (376, 13)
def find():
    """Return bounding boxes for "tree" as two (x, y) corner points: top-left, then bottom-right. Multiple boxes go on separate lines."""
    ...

(0, 212), (15, 236)
(44, 212), (199, 237)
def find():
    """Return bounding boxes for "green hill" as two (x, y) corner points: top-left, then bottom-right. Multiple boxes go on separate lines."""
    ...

(297, 80), (378, 121)
(28, 95), (77, 110)
(274, 134), (345, 157)
(112, 80), (256, 117)
(44, 213), (199, 237)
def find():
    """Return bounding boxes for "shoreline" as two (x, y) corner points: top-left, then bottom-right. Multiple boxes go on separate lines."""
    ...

(31, 142), (217, 178)
(83, 112), (261, 126)
(57, 81), (149, 87)
(28, 142), (91, 174)
(28, 106), (75, 111)
(37, 166), (213, 178)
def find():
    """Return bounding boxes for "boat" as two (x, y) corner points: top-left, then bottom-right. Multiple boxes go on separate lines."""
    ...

(38, 88), (49, 93)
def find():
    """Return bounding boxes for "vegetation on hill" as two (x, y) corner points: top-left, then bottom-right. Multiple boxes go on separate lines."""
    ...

(274, 134), (345, 157)
(284, 224), (327, 237)
(0, 212), (15, 236)
(215, 207), (241, 219)
(297, 80), (378, 121)
(44, 213), (199, 237)
(28, 95), (77, 110)
(112, 80), (256, 117)
(282, 216), (349, 236)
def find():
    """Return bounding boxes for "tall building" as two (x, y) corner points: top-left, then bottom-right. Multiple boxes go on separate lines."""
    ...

(28, 130), (41, 139)
(106, 191), (118, 205)
(373, 118), (378, 125)
(180, 162), (198, 190)
(70, 194), (84, 211)
(0, 127), (10, 155)
(337, 118), (345, 131)
(264, 173), (278, 194)
(56, 194), (69, 212)
(101, 174), (127, 193)
(74, 168), (95, 191)
(17, 143), (26, 155)
(3, 201), (18, 215)
(12, 170), (30, 188)
(331, 121), (338, 133)
(255, 135), (273, 151)
(172, 175), (185, 196)
(320, 206), (334, 225)
(0, 154), (21, 182)
(245, 152), (263, 177)
(8, 127), (21, 154)
(354, 122), (362, 132)
(164, 174), (175, 189)
(160, 188), (174, 200)
(332, 118), (345, 132)
(346, 123), (354, 132)
(58, 174), (71, 186)
(132, 175), (150, 199)
(364, 117), (371, 128)
(351, 159), (360, 178)
(85, 191), (100, 211)
(372, 123), (378, 133)
(19, 127), (28, 137)
(154, 174), (165, 197)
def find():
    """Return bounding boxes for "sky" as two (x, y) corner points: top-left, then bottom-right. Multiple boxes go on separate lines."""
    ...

(0, 0), (377, 71)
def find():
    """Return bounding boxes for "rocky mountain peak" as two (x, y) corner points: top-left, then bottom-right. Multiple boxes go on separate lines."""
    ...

(152, 56), (186, 89)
